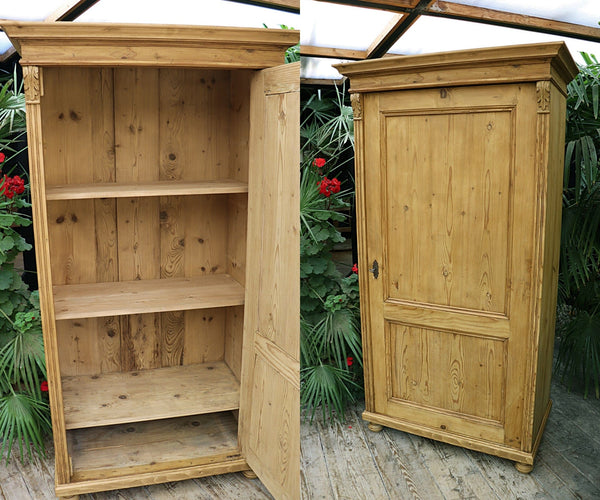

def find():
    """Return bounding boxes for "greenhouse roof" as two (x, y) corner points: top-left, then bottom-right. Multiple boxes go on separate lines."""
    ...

(1, 0), (600, 80)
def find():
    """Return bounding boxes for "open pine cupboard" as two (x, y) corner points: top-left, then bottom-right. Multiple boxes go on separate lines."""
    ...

(336, 43), (577, 472)
(1, 21), (300, 499)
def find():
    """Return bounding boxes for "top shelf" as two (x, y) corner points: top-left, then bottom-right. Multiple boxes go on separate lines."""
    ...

(45, 180), (248, 200)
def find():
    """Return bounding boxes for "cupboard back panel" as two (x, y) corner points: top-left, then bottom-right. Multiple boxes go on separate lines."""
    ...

(41, 67), (241, 185)
(41, 67), (250, 378)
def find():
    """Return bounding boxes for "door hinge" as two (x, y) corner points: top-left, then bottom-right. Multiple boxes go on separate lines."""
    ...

(370, 259), (379, 279)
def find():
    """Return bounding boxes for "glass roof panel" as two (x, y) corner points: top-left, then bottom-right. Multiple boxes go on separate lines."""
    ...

(389, 16), (600, 63)
(77, 0), (298, 28)
(451, 0), (599, 28)
(301, 0), (398, 51)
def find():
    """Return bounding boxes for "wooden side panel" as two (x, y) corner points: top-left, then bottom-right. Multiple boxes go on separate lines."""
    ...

(225, 194), (248, 379)
(531, 82), (567, 439)
(24, 65), (71, 483)
(240, 62), (300, 500)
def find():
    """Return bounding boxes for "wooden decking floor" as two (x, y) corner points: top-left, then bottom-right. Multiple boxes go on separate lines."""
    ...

(1, 378), (598, 499)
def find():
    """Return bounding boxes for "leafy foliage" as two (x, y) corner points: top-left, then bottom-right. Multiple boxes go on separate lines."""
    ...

(0, 71), (50, 461)
(300, 84), (362, 421)
(556, 53), (600, 398)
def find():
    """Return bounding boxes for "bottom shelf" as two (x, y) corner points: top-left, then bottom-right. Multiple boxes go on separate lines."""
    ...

(67, 411), (241, 482)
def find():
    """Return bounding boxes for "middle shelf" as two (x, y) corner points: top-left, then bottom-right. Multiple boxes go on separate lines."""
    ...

(53, 274), (245, 320)
(45, 179), (249, 200)
(62, 361), (240, 430)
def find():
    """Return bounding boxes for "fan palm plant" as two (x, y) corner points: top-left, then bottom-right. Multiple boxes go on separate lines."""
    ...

(556, 53), (600, 398)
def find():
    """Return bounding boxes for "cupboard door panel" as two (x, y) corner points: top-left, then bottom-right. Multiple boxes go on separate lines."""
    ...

(240, 62), (300, 500)
(363, 84), (538, 448)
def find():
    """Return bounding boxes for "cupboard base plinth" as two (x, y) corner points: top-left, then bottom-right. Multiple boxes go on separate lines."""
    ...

(55, 458), (249, 498)
(362, 410), (544, 467)
(242, 469), (258, 479)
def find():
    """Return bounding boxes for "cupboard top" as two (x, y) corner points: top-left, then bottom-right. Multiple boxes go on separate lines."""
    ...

(334, 42), (578, 95)
(0, 21), (299, 68)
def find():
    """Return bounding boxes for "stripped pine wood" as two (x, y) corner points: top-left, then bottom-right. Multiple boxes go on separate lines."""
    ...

(335, 44), (578, 471)
(4, 22), (299, 499)
(45, 180), (249, 199)
(68, 413), (239, 479)
(61, 362), (240, 429)
(114, 67), (162, 372)
(240, 62), (300, 500)
(53, 275), (245, 320)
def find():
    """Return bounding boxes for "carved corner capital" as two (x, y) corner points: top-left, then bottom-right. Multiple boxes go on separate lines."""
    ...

(536, 81), (551, 114)
(23, 66), (42, 104)
(350, 93), (362, 120)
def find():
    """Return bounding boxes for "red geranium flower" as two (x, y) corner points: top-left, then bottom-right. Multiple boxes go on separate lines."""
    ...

(313, 157), (326, 169)
(318, 177), (331, 197)
(0, 152), (5, 163)
(329, 178), (341, 194)
(346, 356), (354, 367)
(317, 177), (341, 198)
(352, 263), (358, 274)
(40, 381), (49, 392)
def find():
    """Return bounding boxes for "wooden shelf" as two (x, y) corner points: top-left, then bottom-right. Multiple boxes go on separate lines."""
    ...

(45, 180), (249, 200)
(67, 412), (241, 481)
(53, 274), (245, 320)
(62, 362), (240, 430)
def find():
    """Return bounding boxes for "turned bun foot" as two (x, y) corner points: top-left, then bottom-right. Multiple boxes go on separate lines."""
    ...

(242, 469), (258, 479)
(515, 461), (534, 473)
(367, 422), (383, 432)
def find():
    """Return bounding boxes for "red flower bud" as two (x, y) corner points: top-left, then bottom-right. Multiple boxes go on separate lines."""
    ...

(352, 263), (358, 274)
(40, 381), (49, 392)
(346, 356), (354, 367)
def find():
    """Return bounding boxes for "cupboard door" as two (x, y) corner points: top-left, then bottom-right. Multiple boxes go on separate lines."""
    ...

(240, 62), (300, 500)
(360, 83), (539, 450)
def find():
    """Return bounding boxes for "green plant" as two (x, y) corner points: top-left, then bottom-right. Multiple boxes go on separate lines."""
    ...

(300, 84), (362, 421)
(0, 72), (50, 461)
(555, 52), (600, 398)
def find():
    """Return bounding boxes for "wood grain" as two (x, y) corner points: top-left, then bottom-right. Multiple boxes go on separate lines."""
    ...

(338, 44), (577, 470)
(62, 362), (240, 429)
(68, 413), (239, 479)
(16, 23), (298, 499)
(46, 180), (248, 199)
(240, 63), (300, 500)
(53, 275), (245, 320)
(2, 21), (298, 68)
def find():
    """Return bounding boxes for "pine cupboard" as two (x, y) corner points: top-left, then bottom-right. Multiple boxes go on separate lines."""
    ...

(335, 43), (577, 472)
(1, 22), (300, 499)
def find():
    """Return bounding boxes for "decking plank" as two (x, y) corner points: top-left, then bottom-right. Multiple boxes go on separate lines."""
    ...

(312, 410), (390, 499)
(300, 413), (336, 500)
(358, 409), (445, 500)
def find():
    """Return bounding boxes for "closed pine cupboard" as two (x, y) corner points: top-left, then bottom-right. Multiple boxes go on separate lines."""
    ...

(2, 21), (300, 499)
(336, 43), (577, 472)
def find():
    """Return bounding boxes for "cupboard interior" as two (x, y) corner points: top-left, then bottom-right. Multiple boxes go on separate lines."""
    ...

(40, 66), (252, 474)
